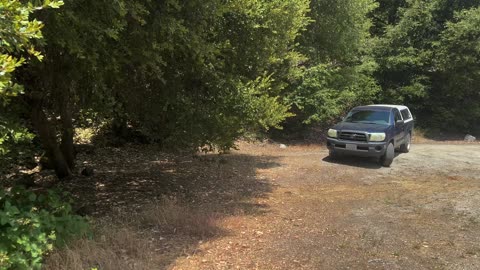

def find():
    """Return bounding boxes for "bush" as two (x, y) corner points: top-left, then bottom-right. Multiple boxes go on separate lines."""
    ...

(0, 187), (89, 270)
(0, 111), (38, 175)
(288, 62), (379, 126)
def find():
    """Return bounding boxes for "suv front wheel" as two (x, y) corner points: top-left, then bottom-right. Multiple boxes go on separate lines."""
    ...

(328, 149), (339, 159)
(380, 142), (394, 167)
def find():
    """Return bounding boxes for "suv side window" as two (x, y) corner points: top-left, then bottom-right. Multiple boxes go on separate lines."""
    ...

(394, 109), (402, 122)
(401, 109), (411, 120)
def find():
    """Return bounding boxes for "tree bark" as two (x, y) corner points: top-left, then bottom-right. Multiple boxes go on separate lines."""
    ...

(60, 94), (75, 170)
(30, 100), (72, 179)
(112, 115), (128, 138)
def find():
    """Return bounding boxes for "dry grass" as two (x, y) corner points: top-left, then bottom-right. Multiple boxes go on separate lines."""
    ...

(44, 227), (155, 270)
(44, 198), (222, 270)
(412, 127), (428, 143)
(412, 127), (479, 144)
(139, 198), (221, 238)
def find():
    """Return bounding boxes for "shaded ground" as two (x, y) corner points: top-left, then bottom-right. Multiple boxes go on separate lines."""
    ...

(61, 146), (277, 217)
(46, 142), (480, 269)
(46, 144), (278, 269)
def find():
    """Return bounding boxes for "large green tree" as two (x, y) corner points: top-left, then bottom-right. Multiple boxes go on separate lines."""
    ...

(432, 7), (480, 131)
(15, 0), (135, 178)
(371, 0), (480, 132)
(115, 0), (310, 150)
(0, 0), (64, 173)
(286, 0), (380, 128)
(8, 0), (310, 178)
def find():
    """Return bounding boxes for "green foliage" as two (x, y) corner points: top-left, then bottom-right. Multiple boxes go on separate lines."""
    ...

(369, 0), (407, 35)
(240, 76), (294, 131)
(0, 0), (64, 175)
(301, 0), (378, 63)
(0, 115), (36, 174)
(372, 0), (437, 104)
(286, 0), (380, 128)
(432, 7), (480, 131)
(5, 0), (478, 181)
(0, 0), (312, 177)
(6, 0), (311, 153)
(371, 0), (480, 131)
(95, 0), (311, 150)
(0, 101), (39, 174)
(0, 187), (89, 270)
(289, 62), (379, 125)
(0, 0), (63, 103)
(0, 118), (34, 156)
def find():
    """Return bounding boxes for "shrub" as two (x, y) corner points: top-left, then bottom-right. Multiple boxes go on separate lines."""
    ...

(0, 111), (38, 175)
(0, 187), (89, 270)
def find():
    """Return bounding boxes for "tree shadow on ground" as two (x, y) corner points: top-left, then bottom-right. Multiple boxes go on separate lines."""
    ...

(55, 144), (280, 269)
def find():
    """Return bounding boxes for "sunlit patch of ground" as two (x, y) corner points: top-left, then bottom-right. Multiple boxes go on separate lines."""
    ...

(45, 142), (480, 269)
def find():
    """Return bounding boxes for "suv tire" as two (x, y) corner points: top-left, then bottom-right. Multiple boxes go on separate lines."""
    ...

(380, 142), (394, 167)
(399, 133), (411, 153)
(328, 149), (339, 159)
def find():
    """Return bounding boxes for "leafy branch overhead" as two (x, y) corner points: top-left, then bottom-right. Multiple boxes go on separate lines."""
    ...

(0, 0), (64, 102)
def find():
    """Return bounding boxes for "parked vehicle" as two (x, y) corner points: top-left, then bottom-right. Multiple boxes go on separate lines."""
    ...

(326, 105), (414, 167)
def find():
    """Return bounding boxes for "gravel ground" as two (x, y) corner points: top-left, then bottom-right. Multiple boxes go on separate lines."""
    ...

(171, 143), (480, 270)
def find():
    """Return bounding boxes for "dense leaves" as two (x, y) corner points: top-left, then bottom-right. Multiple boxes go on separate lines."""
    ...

(432, 7), (480, 130)
(0, 0), (63, 103)
(0, 0), (64, 175)
(113, 0), (310, 150)
(5, 0), (310, 168)
(372, 0), (480, 132)
(1, 0), (479, 173)
(286, 0), (380, 128)
(0, 187), (88, 269)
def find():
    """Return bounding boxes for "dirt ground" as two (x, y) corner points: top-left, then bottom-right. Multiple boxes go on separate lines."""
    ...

(46, 142), (480, 270)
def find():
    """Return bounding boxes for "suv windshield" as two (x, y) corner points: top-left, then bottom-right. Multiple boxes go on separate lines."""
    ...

(344, 110), (390, 125)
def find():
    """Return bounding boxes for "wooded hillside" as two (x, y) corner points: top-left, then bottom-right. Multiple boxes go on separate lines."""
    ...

(1, 0), (480, 268)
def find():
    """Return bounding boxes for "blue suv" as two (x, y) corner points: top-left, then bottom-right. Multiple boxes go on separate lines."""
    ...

(326, 105), (414, 167)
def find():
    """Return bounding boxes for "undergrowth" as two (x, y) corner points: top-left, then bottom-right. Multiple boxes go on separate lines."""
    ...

(0, 187), (89, 270)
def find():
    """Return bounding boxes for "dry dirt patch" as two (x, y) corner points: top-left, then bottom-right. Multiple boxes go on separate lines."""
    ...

(45, 142), (480, 269)
(171, 143), (480, 270)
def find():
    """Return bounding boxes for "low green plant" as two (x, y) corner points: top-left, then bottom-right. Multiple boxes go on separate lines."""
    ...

(0, 187), (89, 270)
(0, 113), (37, 174)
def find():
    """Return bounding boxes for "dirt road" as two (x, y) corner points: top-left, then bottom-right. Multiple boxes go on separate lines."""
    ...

(49, 142), (480, 269)
(172, 143), (480, 269)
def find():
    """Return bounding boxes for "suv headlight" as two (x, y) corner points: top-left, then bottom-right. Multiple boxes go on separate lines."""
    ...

(327, 129), (338, 138)
(369, 132), (386, 142)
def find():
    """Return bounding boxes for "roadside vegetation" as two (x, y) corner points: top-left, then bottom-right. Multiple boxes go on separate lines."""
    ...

(1, 0), (479, 268)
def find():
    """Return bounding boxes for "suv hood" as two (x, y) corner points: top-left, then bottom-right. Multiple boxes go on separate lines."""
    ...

(332, 122), (389, 133)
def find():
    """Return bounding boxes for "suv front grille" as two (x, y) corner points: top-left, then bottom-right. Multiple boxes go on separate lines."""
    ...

(339, 131), (367, 142)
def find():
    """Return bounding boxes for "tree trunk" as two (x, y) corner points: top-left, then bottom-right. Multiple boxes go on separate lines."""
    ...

(60, 94), (75, 170)
(112, 116), (128, 138)
(30, 100), (72, 179)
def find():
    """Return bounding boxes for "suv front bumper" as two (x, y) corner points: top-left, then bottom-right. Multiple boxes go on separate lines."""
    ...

(327, 138), (387, 157)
